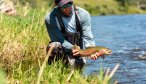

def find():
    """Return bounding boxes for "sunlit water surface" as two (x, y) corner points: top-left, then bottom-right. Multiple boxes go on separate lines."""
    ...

(84, 14), (146, 84)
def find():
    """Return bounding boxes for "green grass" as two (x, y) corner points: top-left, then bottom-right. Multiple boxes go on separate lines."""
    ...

(0, 70), (6, 84)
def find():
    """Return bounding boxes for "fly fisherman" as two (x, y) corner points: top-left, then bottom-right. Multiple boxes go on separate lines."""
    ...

(45, 0), (105, 69)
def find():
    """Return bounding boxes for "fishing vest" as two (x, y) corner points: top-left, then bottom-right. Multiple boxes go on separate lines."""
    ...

(56, 8), (83, 49)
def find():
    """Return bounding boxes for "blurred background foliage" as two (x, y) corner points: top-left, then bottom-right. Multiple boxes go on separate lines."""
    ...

(15, 0), (146, 15)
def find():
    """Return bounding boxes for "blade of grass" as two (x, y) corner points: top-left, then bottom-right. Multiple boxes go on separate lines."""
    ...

(67, 70), (74, 82)
(109, 63), (120, 79)
(37, 45), (54, 84)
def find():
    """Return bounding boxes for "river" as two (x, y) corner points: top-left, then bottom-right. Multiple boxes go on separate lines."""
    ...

(84, 14), (146, 84)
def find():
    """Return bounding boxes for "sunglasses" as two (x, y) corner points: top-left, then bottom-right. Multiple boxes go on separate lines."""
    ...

(60, 2), (73, 9)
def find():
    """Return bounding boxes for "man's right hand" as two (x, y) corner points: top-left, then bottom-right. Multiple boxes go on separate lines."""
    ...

(72, 45), (80, 56)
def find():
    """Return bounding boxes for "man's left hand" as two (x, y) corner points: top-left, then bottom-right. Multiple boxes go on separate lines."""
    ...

(90, 50), (105, 60)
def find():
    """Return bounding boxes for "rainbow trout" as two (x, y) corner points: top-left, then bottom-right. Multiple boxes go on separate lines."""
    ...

(73, 44), (112, 58)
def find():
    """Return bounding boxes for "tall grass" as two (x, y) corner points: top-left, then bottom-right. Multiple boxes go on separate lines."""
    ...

(0, 70), (6, 84)
(0, 3), (49, 82)
(0, 2), (120, 84)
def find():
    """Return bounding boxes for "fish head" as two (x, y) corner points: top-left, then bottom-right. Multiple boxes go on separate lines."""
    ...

(101, 48), (112, 55)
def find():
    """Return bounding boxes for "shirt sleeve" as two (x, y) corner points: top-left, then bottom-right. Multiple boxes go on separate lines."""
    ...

(79, 9), (95, 48)
(45, 13), (74, 50)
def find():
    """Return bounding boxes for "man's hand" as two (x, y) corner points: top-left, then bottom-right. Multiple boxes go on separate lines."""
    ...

(90, 50), (105, 60)
(72, 45), (80, 56)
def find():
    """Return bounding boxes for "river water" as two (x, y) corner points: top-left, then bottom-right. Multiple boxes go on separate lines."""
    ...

(84, 14), (146, 84)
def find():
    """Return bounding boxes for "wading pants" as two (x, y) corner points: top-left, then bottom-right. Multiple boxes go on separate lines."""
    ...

(46, 42), (86, 69)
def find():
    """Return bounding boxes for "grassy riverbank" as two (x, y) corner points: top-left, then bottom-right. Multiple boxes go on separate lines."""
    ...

(17, 0), (146, 15)
(74, 0), (146, 15)
(46, 0), (146, 15)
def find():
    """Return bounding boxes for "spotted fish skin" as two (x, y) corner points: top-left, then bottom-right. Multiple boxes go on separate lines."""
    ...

(73, 45), (112, 57)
